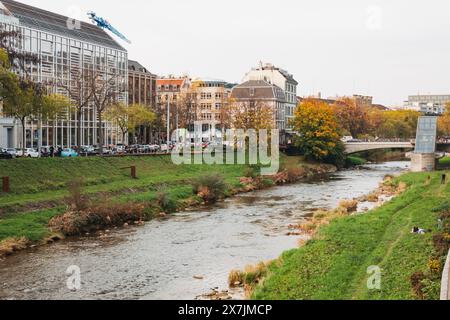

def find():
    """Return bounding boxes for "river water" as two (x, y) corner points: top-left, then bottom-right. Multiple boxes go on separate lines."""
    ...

(0, 162), (409, 300)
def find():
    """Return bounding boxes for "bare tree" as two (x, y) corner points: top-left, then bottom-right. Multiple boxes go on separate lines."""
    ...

(59, 68), (95, 149)
(90, 72), (125, 153)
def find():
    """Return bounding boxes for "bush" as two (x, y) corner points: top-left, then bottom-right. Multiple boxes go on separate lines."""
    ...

(286, 167), (306, 182)
(156, 191), (177, 213)
(339, 199), (359, 213)
(49, 202), (146, 236)
(66, 177), (89, 212)
(192, 174), (228, 203)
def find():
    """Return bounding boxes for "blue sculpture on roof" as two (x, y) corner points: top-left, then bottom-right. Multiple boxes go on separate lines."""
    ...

(87, 11), (131, 44)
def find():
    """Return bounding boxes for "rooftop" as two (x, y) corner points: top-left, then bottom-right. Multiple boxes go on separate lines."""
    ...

(128, 59), (155, 76)
(231, 80), (286, 101)
(0, 0), (125, 51)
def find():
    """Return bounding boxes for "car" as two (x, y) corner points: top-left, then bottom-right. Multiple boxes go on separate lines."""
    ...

(61, 148), (78, 158)
(16, 148), (40, 158)
(39, 146), (52, 157)
(341, 136), (354, 143)
(0, 148), (13, 159)
(5, 148), (17, 157)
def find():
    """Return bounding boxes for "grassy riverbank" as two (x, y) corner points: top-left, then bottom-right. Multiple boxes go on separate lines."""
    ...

(0, 154), (335, 257)
(253, 170), (450, 300)
(440, 156), (450, 167)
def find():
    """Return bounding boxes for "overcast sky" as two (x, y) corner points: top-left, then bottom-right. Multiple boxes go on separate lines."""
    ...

(19, 0), (450, 106)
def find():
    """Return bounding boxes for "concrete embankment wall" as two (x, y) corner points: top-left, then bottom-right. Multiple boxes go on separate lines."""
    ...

(441, 249), (450, 300)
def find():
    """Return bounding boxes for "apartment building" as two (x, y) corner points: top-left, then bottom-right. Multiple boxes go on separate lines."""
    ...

(242, 62), (298, 131)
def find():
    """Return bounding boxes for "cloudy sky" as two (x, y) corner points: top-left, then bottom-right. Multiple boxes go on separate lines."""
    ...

(19, 0), (450, 106)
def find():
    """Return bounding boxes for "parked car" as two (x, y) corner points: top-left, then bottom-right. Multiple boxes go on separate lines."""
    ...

(0, 148), (13, 159)
(5, 148), (17, 157)
(149, 144), (160, 152)
(61, 148), (78, 158)
(16, 148), (40, 158)
(40, 146), (51, 157)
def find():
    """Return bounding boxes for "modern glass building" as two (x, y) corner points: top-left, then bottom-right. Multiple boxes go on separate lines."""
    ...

(0, 0), (128, 148)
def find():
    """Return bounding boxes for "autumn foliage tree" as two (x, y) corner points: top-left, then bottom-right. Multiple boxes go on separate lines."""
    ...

(332, 97), (369, 138)
(231, 100), (274, 131)
(438, 104), (450, 137)
(105, 103), (156, 144)
(292, 99), (345, 166)
(367, 109), (419, 139)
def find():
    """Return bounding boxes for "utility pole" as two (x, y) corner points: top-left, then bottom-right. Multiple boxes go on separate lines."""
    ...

(166, 96), (170, 152)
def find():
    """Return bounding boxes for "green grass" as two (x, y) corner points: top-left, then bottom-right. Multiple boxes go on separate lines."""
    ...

(0, 155), (249, 209)
(439, 156), (450, 166)
(346, 156), (368, 166)
(0, 208), (63, 241)
(253, 170), (449, 300)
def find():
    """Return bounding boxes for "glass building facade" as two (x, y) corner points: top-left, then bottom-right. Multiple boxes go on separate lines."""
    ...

(0, 0), (128, 148)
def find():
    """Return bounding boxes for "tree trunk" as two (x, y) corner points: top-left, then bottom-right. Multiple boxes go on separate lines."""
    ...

(77, 108), (82, 149)
(98, 112), (104, 155)
(21, 117), (26, 154)
(38, 118), (42, 157)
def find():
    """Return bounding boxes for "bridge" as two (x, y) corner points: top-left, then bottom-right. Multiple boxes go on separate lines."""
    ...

(344, 141), (414, 154)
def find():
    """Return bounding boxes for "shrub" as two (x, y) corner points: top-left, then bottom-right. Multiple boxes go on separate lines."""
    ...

(49, 202), (146, 236)
(339, 200), (359, 213)
(192, 174), (228, 203)
(244, 166), (258, 178)
(66, 177), (89, 212)
(156, 191), (177, 213)
(286, 167), (305, 183)
(0, 237), (29, 257)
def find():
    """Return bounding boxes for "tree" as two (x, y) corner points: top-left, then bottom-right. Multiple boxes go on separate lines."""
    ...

(1, 46), (68, 152)
(105, 103), (156, 143)
(292, 99), (345, 166)
(438, 105), (450, 137)
(367, 109), (419, 139)
(332, 97), (369, 138)
(59, 68), (96, 148)
(89, 72), (125, 151)
(231, 100), (274, 131)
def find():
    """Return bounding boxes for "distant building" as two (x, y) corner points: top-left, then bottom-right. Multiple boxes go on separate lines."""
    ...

(327, 94), (374, 108)
(156, 76), (191, 142)
(0, 116), (17, 148)
(191, 78), (231, 141)
(404, 95), (450, 115)
(128, 60), (157, 144)
(128, 60), (156, 107)
(242, 63), (298, 131)
(230, 80), (286, 132)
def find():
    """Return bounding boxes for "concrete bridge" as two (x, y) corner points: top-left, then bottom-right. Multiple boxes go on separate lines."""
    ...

(344, 141), (414, 154)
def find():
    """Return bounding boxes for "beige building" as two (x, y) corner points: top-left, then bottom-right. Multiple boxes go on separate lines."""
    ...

(190, 78), (231, 140)
(230, 80), (287, 131)
(242, 63), (298, 131)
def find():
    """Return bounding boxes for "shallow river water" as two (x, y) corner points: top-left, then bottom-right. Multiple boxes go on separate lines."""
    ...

(0, 162), (410, 300)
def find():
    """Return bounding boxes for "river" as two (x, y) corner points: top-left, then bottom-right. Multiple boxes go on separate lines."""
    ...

(0, 161), (409, 300)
